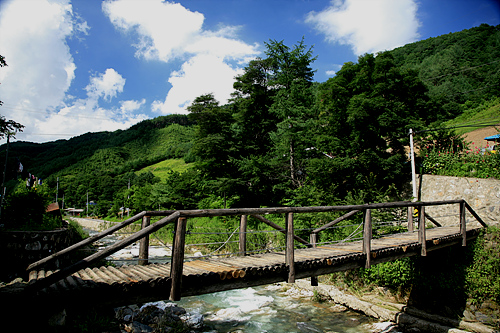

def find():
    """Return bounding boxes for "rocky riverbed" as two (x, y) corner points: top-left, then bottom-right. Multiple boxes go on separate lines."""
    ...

(112, 284), (401, 333)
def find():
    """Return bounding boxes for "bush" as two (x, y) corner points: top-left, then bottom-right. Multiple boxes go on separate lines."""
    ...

(1, 180), (62, 231)
(466, 226), (500, 304)
(421, 145), (500, 179)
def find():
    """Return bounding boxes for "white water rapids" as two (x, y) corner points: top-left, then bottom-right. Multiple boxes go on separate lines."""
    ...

(80, 222), (385, 333)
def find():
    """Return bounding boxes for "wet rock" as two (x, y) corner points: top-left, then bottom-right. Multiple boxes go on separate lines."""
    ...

(330, 304), (348, 312)
(115, 301), (204, 332)
(124, 321), (153, 333)
(180, 312), (204, 329)
(475, 311), (496, 326)
(406, 328), (421, 332)
(462, 309), (475, 322)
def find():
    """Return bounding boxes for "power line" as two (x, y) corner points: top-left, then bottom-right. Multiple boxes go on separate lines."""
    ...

(1, 104), (118, 121)
(413, 122), (500, 135)
(421, 59), (500, 81)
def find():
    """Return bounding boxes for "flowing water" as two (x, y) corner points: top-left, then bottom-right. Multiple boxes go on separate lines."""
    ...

(176, 285), (376, 333)
(84, 225), (378, 333)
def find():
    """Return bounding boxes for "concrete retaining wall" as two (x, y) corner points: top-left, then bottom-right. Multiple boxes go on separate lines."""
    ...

(415, 174), (500, 227)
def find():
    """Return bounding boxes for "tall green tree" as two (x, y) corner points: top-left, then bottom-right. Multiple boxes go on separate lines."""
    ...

(311, 52), (438, 202)
(265, 39), (317, 189)
(187, 94), (239, 196)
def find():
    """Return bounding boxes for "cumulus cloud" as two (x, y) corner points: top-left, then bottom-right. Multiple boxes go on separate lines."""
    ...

(0, 0), (146, 142)
(103, 0), (259, 114)
(152, 54), (244, 114)
(34, 68), (146, 140)
(306, 0), (421, 55)
(86, 68), (126, 101)
(0, 0), (76, 127)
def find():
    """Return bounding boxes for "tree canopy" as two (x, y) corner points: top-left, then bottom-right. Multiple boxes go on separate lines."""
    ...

(1, 25), (499, 218)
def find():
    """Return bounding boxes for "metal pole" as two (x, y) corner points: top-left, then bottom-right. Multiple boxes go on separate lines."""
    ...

(0, 134), (10, 220)
(56, 177), (59, 203)
(409, 129), (417, 202)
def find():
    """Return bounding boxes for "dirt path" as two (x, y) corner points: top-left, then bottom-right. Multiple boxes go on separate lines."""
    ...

(462, 126), (499, 149)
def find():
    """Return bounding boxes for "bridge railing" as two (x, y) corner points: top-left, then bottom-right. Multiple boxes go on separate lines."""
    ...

(27, 199), (487, 298)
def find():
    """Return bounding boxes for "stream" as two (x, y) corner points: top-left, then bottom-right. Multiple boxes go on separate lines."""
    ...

(176, 285), (377, 333)
(83, 224), (384, 333)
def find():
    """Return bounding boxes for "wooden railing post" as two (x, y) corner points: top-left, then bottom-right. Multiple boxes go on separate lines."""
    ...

(286, 212), (295, 283)
(460, 201), (466, 246)
(407, 206), (414, 232)
(138, 215), (151, 266)
(418, 206), (427, 256)
(239, 215), (247, 256)
(170, 217), (187, 301)
(310, 233), (318, 286)
(363, 209), (372, 269)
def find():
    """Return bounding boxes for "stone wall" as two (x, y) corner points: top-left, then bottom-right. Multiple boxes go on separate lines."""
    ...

(415, 174), (500, 227)
(0, 227), (76, 281)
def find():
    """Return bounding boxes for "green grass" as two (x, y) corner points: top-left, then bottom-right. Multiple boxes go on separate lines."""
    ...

(136, 158), (192, 181)
(444, 97), (500, 135)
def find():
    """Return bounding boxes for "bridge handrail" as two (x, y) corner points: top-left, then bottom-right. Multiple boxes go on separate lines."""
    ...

(27, 199), (487, 293)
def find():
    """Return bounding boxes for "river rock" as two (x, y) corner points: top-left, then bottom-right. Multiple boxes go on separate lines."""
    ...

(124, 321), (154, 333)
(462, 309), (475, 322)
(180, 312), (204, 329)
(115, 301), (204, 332)
(475, 311), (496, 326)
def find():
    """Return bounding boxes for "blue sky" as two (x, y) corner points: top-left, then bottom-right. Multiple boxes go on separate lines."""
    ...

(0, 0), (499, 143)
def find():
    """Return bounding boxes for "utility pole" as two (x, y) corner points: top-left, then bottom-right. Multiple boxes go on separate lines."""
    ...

(409, 129), (417, 202)
(55, 177), (59, 203)
(0, 133), (11, 220)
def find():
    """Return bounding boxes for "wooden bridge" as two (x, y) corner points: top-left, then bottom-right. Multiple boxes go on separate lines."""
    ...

(6, 199), (488, 310)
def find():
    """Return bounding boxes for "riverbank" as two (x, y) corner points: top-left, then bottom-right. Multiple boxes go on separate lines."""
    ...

(293, 279), (497, 333)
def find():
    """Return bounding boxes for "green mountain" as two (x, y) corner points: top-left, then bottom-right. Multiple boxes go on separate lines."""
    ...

(0, 24), (498, 216)
(391, 23), (500, 120)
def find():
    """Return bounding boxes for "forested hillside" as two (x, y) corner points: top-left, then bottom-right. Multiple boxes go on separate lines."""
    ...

(391, 23), (500, 120)
(1, 24), (499, 219)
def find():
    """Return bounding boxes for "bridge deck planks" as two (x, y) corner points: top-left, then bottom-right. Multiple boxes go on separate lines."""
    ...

(26, 225), (479, 307)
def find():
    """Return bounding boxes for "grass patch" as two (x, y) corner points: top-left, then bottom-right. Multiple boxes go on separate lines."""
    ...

(444, 97), (500, 135)
(136, 158), (192, 181)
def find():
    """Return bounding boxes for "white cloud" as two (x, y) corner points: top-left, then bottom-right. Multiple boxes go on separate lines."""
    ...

(152, 54), (243, 114)
(0, 0), (146, 143)
(103, 0), (259, 114)
(0, 0), (76, 127)
(120, 99), (146, 114)
(306, 0), (421, 55)
(326, 64), (343, 76)
(102, 0), (205, 61)
(86, 68), (126, 101)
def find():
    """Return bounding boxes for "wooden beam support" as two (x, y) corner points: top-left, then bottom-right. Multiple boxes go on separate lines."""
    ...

(407, 206), (414, 233)
(251, 214), (311, 247)
(424, 213), (442, 227)
(460, 201), (466, 246)
(363, 209), (372, 269)
(139, 215), (151, 266)
(309, 233), (318, 286)
(418, 206), (427, 256)
(29, 211), (180, 292)
(170, 217), (187, 301)
(27, 211), (147, 271)
(464, 201), (488, 228)
(286, 212), (295, 283)
(312, 210), (360, 234)
(239, 215), (247, 256)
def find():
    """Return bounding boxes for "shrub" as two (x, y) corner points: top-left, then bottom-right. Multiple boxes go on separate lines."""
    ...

(466, 227), (500, 304)
(421, 145), (500, 179)
(1, 180), (62, 231)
